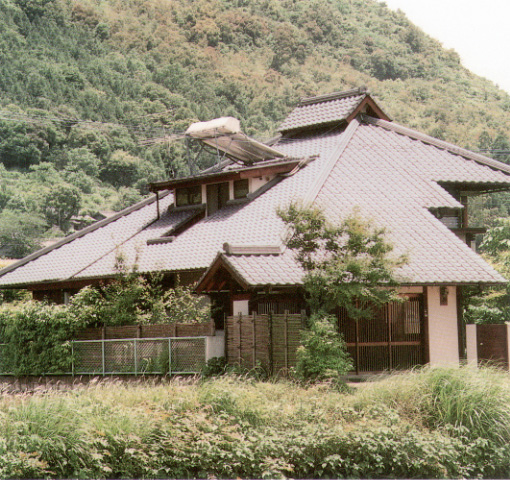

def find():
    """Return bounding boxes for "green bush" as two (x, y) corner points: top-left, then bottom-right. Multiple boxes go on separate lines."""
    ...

(465, 304), (509, 324)
(201, 356), (227, 378)
(294, 313), (352, 383)
(69, 270), (210, 327)
(0, 302), (85, 375)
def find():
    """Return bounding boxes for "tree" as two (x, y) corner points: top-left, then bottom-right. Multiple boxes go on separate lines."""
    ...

(279, 205), (405, 383)
(41, 184), (81, 231)
(465, 219), (510, 324)
(0, 210), (46, 258)
(280, 205), (406, 318)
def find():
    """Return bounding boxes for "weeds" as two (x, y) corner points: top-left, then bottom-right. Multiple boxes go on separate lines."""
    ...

(0, 367), (509, 478)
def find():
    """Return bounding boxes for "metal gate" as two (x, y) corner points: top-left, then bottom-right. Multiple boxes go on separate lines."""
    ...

(337, 295), (425, 374)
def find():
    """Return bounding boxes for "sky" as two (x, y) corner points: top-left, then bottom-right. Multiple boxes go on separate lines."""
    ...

(379, 0), (510, 93)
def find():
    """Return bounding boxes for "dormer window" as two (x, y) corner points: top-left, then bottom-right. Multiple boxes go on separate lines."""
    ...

(176, 186), (201, 207)
(234, 179), (249, 199)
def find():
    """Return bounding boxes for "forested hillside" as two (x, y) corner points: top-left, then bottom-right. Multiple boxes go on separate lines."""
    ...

(1, 0), (510, 257)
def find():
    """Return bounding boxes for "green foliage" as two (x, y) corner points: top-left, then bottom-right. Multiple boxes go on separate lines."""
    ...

(480, 217), (510, 257)
(201, 356), (228, 378)
(464, 304), (509, 325)
(280, 205), (405, 317)
(294, 313), (352, 383)
(69, 266), (210, 327)
(0, 209), (46, 257)
(355, 365), (510, 447)
(465, 219), (510, 324)
(1, 369), (510, 478)
(0, 301), (85, 375)
(41, 183), (81, 231)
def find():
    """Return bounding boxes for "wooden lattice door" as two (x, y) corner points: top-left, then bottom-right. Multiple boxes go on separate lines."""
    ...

(337, 295), (425, 373)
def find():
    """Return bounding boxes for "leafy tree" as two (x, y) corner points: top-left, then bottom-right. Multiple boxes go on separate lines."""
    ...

(100, 150), (145, 189)
(0, 210), (46, 258)
(69, 260), (210, 327)
(280, 205), (405, 382)
(465, 219), (510, 324)
(65, 148), (100, 176)
(41, 184), (81, 231)
(280, 205), (406, 317)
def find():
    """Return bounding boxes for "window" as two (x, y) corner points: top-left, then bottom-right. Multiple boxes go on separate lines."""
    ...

(175, 186), (202, 207)
(234, 179), (249, 199)
(206, 182), (229, 215)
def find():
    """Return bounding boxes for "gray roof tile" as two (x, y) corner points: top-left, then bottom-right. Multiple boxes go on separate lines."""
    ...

(1, 115), (509, 288)
(278, 94), (365, 133)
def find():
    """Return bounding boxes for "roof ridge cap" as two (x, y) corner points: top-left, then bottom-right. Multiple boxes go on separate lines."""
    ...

(303, 117), (361, 205)
(362, 115), (510, 176)
(300, 87), (368, 106)
(0, 191), (170, 281)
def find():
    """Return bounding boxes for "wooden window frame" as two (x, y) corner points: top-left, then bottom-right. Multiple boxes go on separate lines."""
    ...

(175, 185), (202, 207)
(233, 179), (249, 199)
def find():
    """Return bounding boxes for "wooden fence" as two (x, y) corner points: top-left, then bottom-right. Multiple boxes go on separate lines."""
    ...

(227, 296), (425, 375)
(466, 324), (509, 368)
(75, 321), (215, 341)
(225, 312), (306, 374)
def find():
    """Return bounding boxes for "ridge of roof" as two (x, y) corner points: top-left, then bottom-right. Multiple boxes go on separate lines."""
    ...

(0, 191), (170, 281)
(362, 115), (510, 176)
(299, 87), (368, 106)
(303, 117), (361, 205)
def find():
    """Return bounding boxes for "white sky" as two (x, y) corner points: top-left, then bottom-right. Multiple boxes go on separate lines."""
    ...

(379, 0), (510, 93)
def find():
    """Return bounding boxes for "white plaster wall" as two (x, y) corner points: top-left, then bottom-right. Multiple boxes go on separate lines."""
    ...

(250, 175), (274, 192)
(232, 299), (249, 315)
(206, 330), (225, 360)
(427, 286), (460, 364)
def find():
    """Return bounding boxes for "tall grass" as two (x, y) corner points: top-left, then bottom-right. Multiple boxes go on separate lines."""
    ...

(0, 367), (509, 478)
(353, 365), (510, 444)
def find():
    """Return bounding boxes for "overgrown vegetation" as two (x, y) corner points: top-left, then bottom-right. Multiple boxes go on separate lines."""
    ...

(69, 264), (209, 326)
(0, 366), (509, 478)
(0, 266), (209, 374)
(0, 301), (84, 375)
(1, 0), (510, 257)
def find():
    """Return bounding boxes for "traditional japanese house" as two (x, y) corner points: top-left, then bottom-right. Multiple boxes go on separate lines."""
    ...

(1, 87), (510, 373)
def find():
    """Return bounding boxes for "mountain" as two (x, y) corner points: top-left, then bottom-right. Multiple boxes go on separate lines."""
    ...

(1, 0), (510, 257)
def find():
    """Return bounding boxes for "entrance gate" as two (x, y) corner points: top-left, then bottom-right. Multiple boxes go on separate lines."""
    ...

(337, 294), (425, 374)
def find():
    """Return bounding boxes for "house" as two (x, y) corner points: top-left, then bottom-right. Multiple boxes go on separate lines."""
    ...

(1, 87), (510, 373)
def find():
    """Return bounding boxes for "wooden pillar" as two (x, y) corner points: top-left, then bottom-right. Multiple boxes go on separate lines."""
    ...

(251, 311), (257, 368)
(457, 286), (466, 361)
(422, 288), (430, 364)
(461, 195), (468, 228)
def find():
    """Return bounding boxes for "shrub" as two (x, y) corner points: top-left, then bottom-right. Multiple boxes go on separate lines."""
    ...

(294, 313), (352, 383)
(0, 301), (85, 375)
(201, 356), (227, 378)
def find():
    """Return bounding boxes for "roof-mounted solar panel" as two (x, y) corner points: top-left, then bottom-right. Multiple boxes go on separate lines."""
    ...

(186, 117), (285, 165)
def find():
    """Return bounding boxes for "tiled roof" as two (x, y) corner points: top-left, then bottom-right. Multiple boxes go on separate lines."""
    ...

(278, 90), (367, 133)
(1, 111), (509, 288)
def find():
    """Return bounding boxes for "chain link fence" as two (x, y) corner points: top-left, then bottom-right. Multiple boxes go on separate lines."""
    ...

(0, 337), (208, 376)
(72, 337), (207, 375)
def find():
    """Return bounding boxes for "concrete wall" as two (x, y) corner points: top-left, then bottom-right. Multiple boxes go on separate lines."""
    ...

(427, 286), (460, 364)
(206, 330), (225, 360)
(232, 299), (249, 316)
(466, 324), (478, 365)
